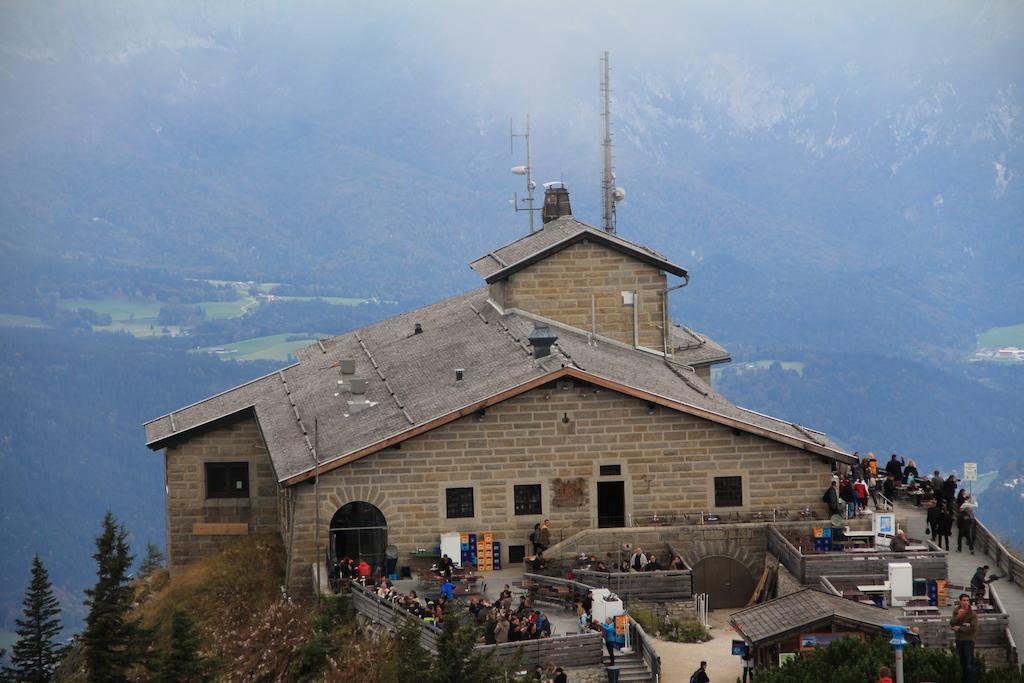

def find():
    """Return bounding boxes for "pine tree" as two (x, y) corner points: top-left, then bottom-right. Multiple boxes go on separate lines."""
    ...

(82, 511), (148, 683)
(139, 542), (165, 578)
(428, 608), (515, 683)
(156, 610), (211, 683)
(9, 554), (63, 683)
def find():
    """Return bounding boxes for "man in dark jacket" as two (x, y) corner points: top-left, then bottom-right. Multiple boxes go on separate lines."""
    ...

(950, 593), (978, 683)
(885, 454), (904, 480)
(822, 481), (841, 516)
(942, 474), (959, 503)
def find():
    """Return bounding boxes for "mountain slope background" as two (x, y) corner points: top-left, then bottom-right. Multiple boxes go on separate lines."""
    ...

(0, 1), (1021, 637)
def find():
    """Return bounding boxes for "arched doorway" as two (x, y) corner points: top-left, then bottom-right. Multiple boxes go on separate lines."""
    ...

(330, 502), (388, 573)
(691, 555), (756, 609)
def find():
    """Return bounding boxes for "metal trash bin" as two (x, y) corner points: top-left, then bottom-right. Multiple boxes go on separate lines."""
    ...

(606, 666), (620, 683)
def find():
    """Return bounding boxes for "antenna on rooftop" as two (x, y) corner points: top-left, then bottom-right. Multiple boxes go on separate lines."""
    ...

(601, 51), (626, 234)
(509, 114), (539, 233)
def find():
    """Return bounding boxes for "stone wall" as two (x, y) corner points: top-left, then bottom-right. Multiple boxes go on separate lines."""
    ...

(162, 412), (279, 573)
(491, 239), (669, 351)
(287, 384), (835, 592)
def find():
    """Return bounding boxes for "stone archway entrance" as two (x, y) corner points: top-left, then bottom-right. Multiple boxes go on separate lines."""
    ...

(691, 555), (756, 609)
(330, 501), (388, 573)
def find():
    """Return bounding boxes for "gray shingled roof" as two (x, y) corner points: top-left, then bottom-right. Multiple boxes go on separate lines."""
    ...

(730, 589), (894, 645)
(669, 324), (731, 366)
(145, 288), (851, 484)
(468, 216), (688, 281)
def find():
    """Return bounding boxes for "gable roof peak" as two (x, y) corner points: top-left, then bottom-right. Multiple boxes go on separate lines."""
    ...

(469, 217), (687, 283)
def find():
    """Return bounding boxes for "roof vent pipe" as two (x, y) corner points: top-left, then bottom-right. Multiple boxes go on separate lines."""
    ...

(541, 183), (571, 224)
(414, 323), (423, 335)
(349, 377), (368, 395)
(527, 325), (558, 359)
(339, 359), (356, 375)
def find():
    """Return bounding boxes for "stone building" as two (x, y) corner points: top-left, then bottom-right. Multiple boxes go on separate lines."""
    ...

(145, 190), (855, 593)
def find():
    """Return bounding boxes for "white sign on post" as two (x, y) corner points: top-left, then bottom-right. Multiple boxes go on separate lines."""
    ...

(964, 463), (978, 481)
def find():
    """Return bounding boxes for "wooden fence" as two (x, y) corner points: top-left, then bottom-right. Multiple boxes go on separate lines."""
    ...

(574, 569), (692, 603)
(523, 572), (594, 610)
(972, 519), (1024, 588)
(350, 583), (605, 668)
(767, 526), (947, 585)
(350, 583), (441, 652)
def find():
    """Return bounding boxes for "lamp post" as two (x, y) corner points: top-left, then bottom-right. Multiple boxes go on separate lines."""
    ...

(883, 624), (911, 683)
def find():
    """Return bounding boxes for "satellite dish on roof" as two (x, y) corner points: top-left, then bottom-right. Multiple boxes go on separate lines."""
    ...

(830, 514), (845, 527)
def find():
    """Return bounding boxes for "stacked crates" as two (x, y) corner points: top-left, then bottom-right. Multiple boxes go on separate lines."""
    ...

(460, 533), (477, 568)
(458, 532), (502, 570)
(812, 527), (832, 552)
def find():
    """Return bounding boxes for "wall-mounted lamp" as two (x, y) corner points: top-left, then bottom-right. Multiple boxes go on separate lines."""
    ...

(475, 408), (486, 422)
(647, 402), (657, 415)
(561, 412), (571, 424)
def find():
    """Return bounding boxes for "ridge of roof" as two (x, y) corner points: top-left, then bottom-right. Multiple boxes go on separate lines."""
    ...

(146, 287), (850, 483)
(469, 217), (687, 282)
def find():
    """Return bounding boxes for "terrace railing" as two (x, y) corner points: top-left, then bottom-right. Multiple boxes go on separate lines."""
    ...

(350, 582), (606, 667)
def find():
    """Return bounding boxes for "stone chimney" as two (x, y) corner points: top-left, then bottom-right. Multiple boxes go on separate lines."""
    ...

(542, 184), (572, 224)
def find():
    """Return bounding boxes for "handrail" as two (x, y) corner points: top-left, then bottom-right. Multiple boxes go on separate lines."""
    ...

(630, 619), (662, 679)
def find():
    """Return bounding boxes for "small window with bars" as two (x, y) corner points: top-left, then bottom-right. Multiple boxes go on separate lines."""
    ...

(446, 487), (475, 518)
(714, 476), (743, 508)
(599, 464), (622, 476)
(513, 484), (542, 515)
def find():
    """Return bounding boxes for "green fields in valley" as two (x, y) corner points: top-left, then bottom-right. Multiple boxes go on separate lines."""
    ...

(198, 333), (326, 362)
(978, 323), (1024, 349)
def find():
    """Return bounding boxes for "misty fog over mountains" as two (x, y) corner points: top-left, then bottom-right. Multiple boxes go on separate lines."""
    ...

(0, 1), (1021, 635)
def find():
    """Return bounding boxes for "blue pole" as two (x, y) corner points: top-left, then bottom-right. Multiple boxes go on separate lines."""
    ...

(883, 624), (910, 683)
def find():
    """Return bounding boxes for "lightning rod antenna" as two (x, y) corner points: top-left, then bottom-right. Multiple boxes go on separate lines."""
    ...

(510, 115), (538, 233)
(601, 52), (615, 233)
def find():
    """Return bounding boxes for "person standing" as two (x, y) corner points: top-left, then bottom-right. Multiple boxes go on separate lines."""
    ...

(854, 477), (870, 513)
(741, 646), (755, 682)
(865, 453), (879, 476)
(839, 478), (857, 519)
(926, 500), (941, 544)
(601, 617), (616, 665)
(690, 660), (710, 683)
(822, 481), (841, 517)
(885, 454), (904, 480)
(936, 502), (953, 551)
(930, 470), (944, 496)
(957, 499), (977, 554)
(538, 520), (552, 554)
(530, 523), (542, 555)
(942, 474), (959, 504)
(950, 593), (978, 683)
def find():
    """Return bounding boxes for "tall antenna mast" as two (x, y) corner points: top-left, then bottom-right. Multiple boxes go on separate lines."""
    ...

(510, 114), (539, 233)
(601, 52), (615, 233)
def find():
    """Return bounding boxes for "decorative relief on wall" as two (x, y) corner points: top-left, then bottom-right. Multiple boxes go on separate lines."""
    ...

(552, 477), (587, 508)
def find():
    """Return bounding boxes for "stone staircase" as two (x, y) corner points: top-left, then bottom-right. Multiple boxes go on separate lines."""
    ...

(603, 649), (654, 682)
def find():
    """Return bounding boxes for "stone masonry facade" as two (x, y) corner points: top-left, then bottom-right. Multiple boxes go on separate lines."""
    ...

(163, 412), (279, 573)
(489, 240), (669, 352)
(284, 378), (834, 593)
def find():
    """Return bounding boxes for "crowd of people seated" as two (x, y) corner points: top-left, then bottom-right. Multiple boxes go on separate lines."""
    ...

(568, 548), (685, 574)
(352, 571), (556, 642)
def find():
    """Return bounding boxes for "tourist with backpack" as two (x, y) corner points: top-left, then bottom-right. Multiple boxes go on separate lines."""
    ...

(530, 523), (542, 555)
(689, 660), (710, 683)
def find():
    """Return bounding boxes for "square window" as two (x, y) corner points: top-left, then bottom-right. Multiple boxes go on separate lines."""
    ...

(513, 484), (542, 516)
(206, 462), (249, 499)
(446, 487), (475, 519)
(714, 476), (743, 508)
(599, 464), (622, 476)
